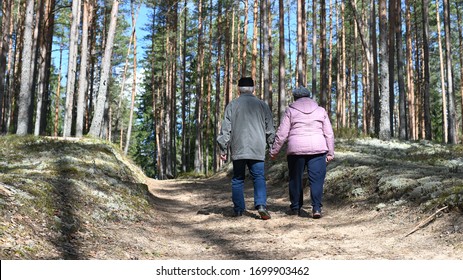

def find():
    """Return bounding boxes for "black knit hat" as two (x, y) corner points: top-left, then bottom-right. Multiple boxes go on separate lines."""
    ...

(238, 77), (254, 87)
(292, 86), (311, 98)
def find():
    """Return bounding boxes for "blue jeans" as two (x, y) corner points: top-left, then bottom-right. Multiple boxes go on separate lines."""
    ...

(287, 154), (326, 212)
(231, 160), (267, 213)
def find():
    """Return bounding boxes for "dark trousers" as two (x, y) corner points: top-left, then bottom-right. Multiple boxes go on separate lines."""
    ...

(231, 159), (267, 213)
(287, 153), (326, 212)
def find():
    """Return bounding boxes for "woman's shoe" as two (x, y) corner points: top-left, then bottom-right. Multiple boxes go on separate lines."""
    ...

(312, 210), (321, 219)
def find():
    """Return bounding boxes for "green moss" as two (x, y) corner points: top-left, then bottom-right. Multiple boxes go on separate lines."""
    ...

(432, 185), (463, 210)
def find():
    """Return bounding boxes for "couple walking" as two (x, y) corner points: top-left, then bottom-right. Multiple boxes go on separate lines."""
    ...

(217, 77), (335, 220)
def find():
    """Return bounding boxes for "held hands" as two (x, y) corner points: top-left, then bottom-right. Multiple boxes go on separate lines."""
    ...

(220, 154), (227, 161)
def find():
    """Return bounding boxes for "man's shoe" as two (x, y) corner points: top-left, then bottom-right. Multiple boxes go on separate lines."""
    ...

(232, 211), (243, 217)
(257, 205), (271, 220)
(286, 209), (301, 216)
(312, 210), (321, 219)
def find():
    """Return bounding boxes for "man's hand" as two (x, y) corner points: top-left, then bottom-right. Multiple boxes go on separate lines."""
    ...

(220, 154), (227, 161)
(269, 154), (276, 160)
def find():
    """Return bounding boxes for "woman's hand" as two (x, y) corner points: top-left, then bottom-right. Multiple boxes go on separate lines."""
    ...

(326, 155), (334, 163)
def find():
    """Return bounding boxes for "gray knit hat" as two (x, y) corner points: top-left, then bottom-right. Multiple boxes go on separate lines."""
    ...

(292, 86), (311, 98)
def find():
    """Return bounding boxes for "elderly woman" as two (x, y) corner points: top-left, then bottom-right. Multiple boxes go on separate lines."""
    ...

(269, 86), (334, 219)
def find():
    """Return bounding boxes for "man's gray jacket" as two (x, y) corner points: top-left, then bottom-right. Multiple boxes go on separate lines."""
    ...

(217, 93), (275, 161)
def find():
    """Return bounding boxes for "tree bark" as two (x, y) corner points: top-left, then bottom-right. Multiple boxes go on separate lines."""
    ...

(75, 0), (92, 138)
(443, 0), (457, 143)
(405, 0), (416, 140)
(214, 0), (223, 171)
(297, 0), (305, 86)
(311, 0), (317, 96)
(396, 0), (407, 140)
(88, 0), (119, 138)
(378, 0), (391, 140)
(0, 0), (12, 132)
(262, 0), (270, 104)
(278, 0), (286, 124)
(388, 0), (395, 137)
(63, 0), (81, 137)
(241, 0), (249, 77)
(194, 0), (204, 174)
(422, 0), (432, 140)
(320, 0), (327, 109)
(124, 1), (139, 156)
(251, 0), (258, 81)
(456, 2), (463, 142)
(181, 0), (188, 172)
(435, 0), (447, 142)
(16, 0), (35, 136)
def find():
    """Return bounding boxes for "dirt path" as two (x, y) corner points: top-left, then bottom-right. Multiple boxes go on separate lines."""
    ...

(138, 173), (463, 260)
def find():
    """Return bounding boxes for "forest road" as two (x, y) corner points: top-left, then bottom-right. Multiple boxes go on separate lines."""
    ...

(142, 173), (463, 260)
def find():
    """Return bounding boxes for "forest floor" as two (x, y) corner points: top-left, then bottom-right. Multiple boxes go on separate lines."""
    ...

(1, 137), (463, 260)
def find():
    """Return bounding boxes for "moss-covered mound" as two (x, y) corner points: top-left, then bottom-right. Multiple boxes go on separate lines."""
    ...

(0, 136), (151, 259)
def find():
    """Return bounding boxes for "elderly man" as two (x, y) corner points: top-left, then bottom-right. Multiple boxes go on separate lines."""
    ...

(217, 77), (275, 220)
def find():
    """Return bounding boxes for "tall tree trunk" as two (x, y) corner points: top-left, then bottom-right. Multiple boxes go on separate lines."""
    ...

(54, 45), (63, 137)
(287, 0), (292, 87)
(297, 0), (304, 86)
(354, 10), (359, 131)
(76, 0), (92, 138)
(371, 0), (380, 136)
(36, 0), (56, 136)
(262, 0), (270, 104)
(10, 2), (24, 134)
(302, 0), (307, 85)
(378, 0), (391, 140)
(228, 6), (235, 101)
(204, 0), (214, 175)
(340, 1), (346, 127)
(436, 0), (447, 142)
(63, 0), (81, 137)
(311, 0), (317, 95)
(443, 0), (456, 143)
(413, 1), (423, 139)
(456, 2), (463, 141)
(214, 0), (223, 171)
(327, 0), (334, 116)
(422, 0), (432, 140)
(267, 2), (273, 110)
(241, 0), (249, 76)
(4, 0), (15, 133)
(251, 0), (258, 81)
(124, 1), (139, 156)
(396, 0), (407, 140)
(181, 0), (188, 172)
(320, 0), (327, 109)
(0, 0), (12, 132)
(388, 0), (395, 136)
(405, 0), (416, 140)
(33, 0), (46, 136)
(16, 0), (35, 136)
(88, 0), (119, 137)
(194, 0), (204, 174)
(278, 0), (286, 124)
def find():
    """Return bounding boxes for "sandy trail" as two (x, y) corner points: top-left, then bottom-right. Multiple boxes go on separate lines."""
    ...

(141, 173), (462, 260)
